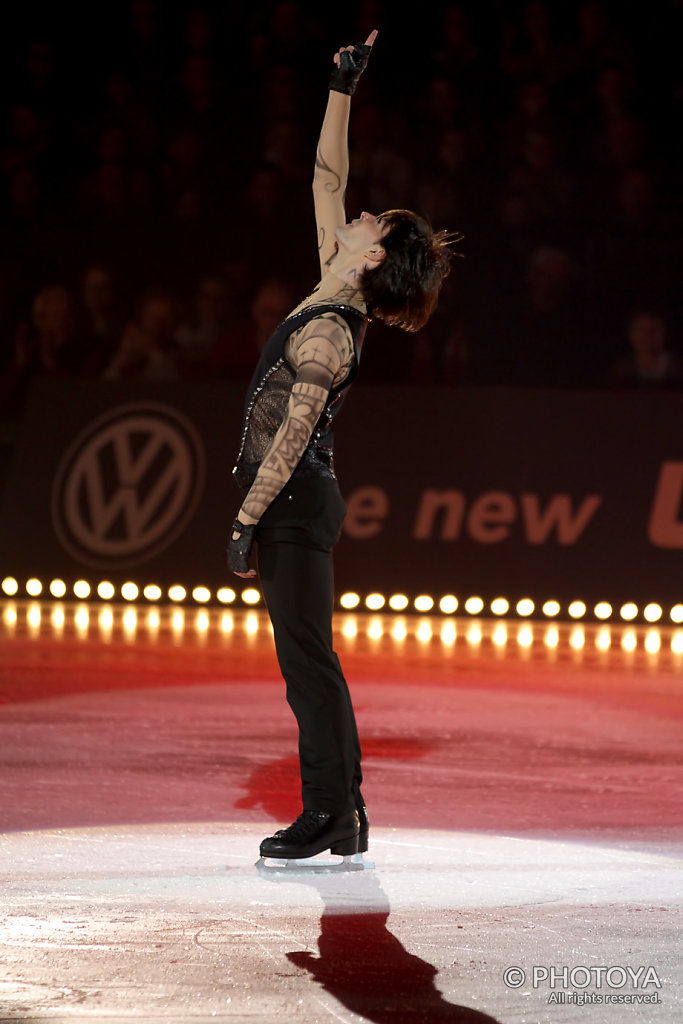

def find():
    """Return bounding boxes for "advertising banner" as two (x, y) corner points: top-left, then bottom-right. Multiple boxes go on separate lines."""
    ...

(0, 379), (681, 609)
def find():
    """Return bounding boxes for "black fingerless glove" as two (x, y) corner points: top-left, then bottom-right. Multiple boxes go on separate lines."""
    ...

(227, 518), (256, 574)
(329, 43), (372, 95)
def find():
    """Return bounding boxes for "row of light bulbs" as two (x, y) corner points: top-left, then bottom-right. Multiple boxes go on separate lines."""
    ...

(340, 592), (683, 623)
(1, 576), (681, 624)
(4, 602), (682, 656)
(1, 576), (255, 606)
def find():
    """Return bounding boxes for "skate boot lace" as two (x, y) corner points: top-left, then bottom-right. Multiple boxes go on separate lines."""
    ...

(277, 810), (328, 843)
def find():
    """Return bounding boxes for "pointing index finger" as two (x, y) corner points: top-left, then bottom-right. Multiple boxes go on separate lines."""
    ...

(364, 29), (378, 48)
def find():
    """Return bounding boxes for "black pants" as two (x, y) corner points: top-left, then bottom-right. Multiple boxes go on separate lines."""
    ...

(256, 475), (362, 816)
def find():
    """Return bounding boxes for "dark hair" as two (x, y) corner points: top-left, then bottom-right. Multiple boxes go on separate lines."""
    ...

(359, 209), (457, 333)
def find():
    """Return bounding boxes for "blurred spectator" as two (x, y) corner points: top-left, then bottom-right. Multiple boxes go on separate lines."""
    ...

(1, 104), (51, 178)
(500, 126), (578, 237)
(175, 273), (230, 372)
(349, 104), (415, 215)
(77, 265), (126, 377)
(103, 287), (179, 381)
(574, 1), (633, 81)
(202, 278), (295, 380)
(500, 0), (577, 89)
(498, 78), (565, 169)
(182, 7), (217, 57)
(0, 285), (83, 415)
(608, 309), (683, 388)
(246, 2), (323, 75)
(470, 245), (587, 387)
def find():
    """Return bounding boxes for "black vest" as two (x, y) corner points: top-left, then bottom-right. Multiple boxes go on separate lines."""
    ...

(233, 303), (367, 493)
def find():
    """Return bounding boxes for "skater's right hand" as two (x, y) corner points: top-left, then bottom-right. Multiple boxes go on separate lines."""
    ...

(227, 518), (257, 578)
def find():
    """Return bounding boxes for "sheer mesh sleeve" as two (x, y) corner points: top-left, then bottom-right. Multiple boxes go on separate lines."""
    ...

(238, 318), (353, 526)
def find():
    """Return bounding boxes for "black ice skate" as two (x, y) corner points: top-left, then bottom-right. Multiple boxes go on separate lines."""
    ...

(259, 809), (360, 861)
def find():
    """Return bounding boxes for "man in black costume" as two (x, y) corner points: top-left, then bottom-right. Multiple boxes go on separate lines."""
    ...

(229, 31), (454, 860)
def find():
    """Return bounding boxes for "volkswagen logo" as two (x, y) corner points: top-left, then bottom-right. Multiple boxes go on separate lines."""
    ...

(51, 402), (206, 568)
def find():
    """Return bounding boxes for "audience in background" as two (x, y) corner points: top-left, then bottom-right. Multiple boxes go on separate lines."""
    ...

(608, 309), (683, 388)
(0, 0), (680, 412)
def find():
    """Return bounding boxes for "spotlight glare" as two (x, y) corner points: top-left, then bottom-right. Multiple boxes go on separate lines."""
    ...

(467, 626), (482, 645)
(516, 598), (534, 617)
(169, 585), (187, 602)
(196, 610), (210, 632)
(217, 587), (236, 604)
(568, 600), (586, 619)
(671, 631), (683, 654)
(192, 586), (211, 604)
(99, 608), (113, 630)
(75, 607), (89, 631)
(392, 620), (408, 641)
(389, 594), (409, 611)
(245, 613), (259, 634)
(26, 578), (42, 597)
(542, 600), (560, 617)
(517, 625), (533, 647)
(490, 597), (509, 616)
(670, 604), (683, 624)
(97, 581), (115, 600)
(147, 610), (160, 630)
(367, 617), (383, 639)
(464, 596), (484, 615)
(441, 621), (456, 645)
(644, 603), (662, 623)
(342, 616), (357, 638)
(49, 579), (67, 599)
(340, 592), (360, 610)
(594, 602), (612, 620)
(172, 610), (184, 631)
(645, 631), (661, 654)
(51, 606), (65, 630)
(143, 584), (162, 601)
(122, 609), (137, 633)
(544, 626), (559, 648)
(242, 588), (260, 606)
(74, 579), (90, 599)
(121, 582), (139, 601)
(570, 627), (585, 649)
(415, 595), (434, 613)
(439, 595), (458, 615)
(27, 604), (41, 630)
(596, 628), (611, 650)
(621, 630), (637, 652)
(1, 576), (19, 596)
(366, 593), (385, 611)
(620, 602), (638, 621)
(492, 625), (507, 647)
(416, 621), (432, 643)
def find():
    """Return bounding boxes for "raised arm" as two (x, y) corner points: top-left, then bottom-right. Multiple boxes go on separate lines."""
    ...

(312, 30), (377, 274)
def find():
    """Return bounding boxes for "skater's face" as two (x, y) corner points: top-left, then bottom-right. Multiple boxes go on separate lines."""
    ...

(335, 211), (387, 260)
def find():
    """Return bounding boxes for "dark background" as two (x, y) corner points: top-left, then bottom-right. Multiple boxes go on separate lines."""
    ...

(0, 1), (681, 605)
(0, 1), (681, 412)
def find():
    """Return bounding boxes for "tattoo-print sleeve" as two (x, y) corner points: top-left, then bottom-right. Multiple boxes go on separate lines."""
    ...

(314, 145), (342, 195)
(239, 323), (352, 524)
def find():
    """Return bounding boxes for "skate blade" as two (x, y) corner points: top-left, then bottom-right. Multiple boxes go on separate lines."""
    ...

(256, 852), (373, 875)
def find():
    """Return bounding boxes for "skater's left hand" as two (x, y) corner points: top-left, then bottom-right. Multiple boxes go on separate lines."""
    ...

(329, 30), (377, 95)
(228, 518), (257, 578)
